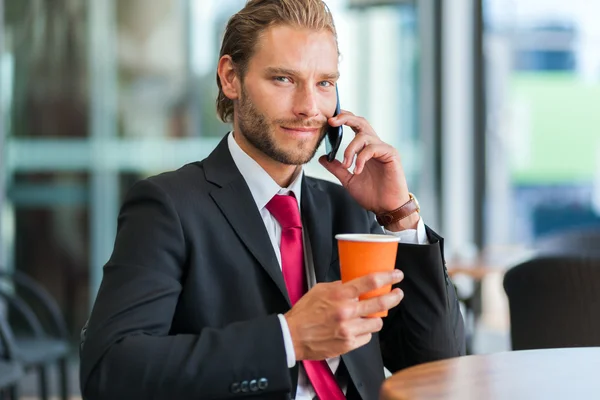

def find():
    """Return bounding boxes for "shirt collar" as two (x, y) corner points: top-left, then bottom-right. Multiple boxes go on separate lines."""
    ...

(227, 132), (303, 211)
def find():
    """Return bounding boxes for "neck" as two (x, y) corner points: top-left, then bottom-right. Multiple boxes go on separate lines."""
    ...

(232, 130), (301, 188)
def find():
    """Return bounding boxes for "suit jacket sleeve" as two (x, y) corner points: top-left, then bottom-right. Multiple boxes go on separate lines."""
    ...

(79, 179), (291, 400)
(372, 218), (466, 372)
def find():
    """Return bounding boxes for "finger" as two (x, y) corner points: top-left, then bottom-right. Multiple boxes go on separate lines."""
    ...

(354, 143), (396, 175)
(328, 112), (367, 131)
(342, 270), (404, 299)
(335, 318), (383, 341)
(342, 134), (370, 168)
(319, 155), (353, 186)
(352, 333), (374, 350)
(336, 332), (375, 353)
(329, 113), (378, 138)
(355, 288), (404, 318)
(327, 110), (355, 126)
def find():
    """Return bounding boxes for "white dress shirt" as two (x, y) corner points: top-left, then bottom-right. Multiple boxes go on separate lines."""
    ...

(227, 132), (428, 399)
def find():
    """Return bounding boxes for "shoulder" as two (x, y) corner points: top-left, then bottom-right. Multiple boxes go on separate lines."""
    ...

(124, 162), (210, 206)
(145, 162), (206, 192)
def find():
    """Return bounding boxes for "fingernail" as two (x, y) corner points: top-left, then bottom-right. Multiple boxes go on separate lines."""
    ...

(393, 270), (403, 279)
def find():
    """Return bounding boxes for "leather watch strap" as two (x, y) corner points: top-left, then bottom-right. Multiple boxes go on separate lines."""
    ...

(375, 193), (420, 226)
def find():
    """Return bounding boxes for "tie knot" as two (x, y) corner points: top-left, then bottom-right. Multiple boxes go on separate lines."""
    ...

(266, 194), (302, 229)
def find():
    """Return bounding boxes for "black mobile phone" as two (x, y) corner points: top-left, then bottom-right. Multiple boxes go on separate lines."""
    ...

(325, 86), (342, 162)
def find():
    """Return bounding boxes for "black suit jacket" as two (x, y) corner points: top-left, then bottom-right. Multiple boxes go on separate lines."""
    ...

(80, 136), (465, 400)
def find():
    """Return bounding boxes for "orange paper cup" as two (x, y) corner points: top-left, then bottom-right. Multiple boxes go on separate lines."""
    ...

(335, 234), (401, 318)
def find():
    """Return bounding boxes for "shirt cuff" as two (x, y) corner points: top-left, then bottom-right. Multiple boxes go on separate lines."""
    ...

(384, 217), (429, 245)
(277, 313), (296, 368)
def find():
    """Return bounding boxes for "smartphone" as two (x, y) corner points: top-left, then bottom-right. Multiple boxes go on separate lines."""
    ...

(325, 86), (343, 162)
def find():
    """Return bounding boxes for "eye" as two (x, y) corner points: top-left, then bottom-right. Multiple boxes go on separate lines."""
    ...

(274, 76), (291, 83)
(318, 81), (334, 87)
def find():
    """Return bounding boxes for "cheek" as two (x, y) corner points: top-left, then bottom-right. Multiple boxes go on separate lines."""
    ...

(252, 82), (295, 113)
(262, 90), (293, 117)
(319, 91), (337, 117)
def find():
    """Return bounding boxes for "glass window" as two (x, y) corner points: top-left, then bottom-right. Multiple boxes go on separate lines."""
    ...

(4, 0), (89, 138)
(485, 0), (600, 245)
(11, 172), (89, 338)
(117, 0), (198, 139)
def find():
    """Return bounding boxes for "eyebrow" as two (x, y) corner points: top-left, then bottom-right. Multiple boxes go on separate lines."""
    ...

(265, 67), (340, 80)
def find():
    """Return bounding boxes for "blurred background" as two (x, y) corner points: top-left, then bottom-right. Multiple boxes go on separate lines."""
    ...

(1, 0), (599, 398)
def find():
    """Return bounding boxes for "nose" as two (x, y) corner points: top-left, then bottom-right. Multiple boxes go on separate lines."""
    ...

(292, 85), (320, 119)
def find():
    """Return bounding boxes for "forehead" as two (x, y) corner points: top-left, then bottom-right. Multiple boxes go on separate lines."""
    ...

(249, 25), (339, 74)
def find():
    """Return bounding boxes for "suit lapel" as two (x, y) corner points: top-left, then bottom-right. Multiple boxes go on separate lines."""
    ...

(301, 178), (335, 283)
(204, 136), (291, 307)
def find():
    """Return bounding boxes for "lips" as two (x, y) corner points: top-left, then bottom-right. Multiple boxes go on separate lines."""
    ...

(281, 126), (319, 132)
(280, 126), (320, 137)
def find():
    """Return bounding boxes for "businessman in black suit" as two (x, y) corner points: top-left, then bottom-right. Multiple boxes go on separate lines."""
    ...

(80, 1), (465, 399)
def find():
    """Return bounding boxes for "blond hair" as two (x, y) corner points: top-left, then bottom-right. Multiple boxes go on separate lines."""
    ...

(216, 0), (338, 123)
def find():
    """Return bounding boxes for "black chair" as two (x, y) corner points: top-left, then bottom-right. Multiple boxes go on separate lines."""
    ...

(0, 270), (71, 400)
(0, 308), (23, 400)
(503, 256), (600, 350)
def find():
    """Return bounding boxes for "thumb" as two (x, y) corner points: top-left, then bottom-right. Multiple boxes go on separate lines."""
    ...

(318, 155), (352, 187)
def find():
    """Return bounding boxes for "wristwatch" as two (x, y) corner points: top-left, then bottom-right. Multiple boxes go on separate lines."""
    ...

(375, 193), (420, 226)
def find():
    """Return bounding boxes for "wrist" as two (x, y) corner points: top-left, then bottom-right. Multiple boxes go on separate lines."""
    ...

(376, 193), (420, 228)
(385, 212), (420, 231)
(277, 314), (297, 368)
(284, 312), (304, 361)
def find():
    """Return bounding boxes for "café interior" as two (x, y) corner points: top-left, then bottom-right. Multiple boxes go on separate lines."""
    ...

(1, 0), (600, 398)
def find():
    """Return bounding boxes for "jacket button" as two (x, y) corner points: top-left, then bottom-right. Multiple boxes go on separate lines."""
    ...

(230, 382), (240, 394)
(240, 380), (249, 393)
(249, 379), (258, 392)
(258, 377), (268, 390)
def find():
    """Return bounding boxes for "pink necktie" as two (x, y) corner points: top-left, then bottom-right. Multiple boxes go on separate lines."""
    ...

(266, 194), (345, 400)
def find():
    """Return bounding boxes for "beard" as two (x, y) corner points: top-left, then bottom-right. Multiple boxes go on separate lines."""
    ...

(236, 86), (327, 165)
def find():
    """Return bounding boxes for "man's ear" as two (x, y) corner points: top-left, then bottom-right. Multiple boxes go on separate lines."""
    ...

(217, 55), (240, 100)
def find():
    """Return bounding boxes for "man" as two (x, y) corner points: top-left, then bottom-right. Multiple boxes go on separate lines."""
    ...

(79, 0), (465, 399)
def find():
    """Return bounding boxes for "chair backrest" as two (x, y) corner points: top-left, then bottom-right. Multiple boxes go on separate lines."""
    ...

(503, 256), (600, 350)
(0, 307), (18, 360)
(0, 269), (69, 339)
